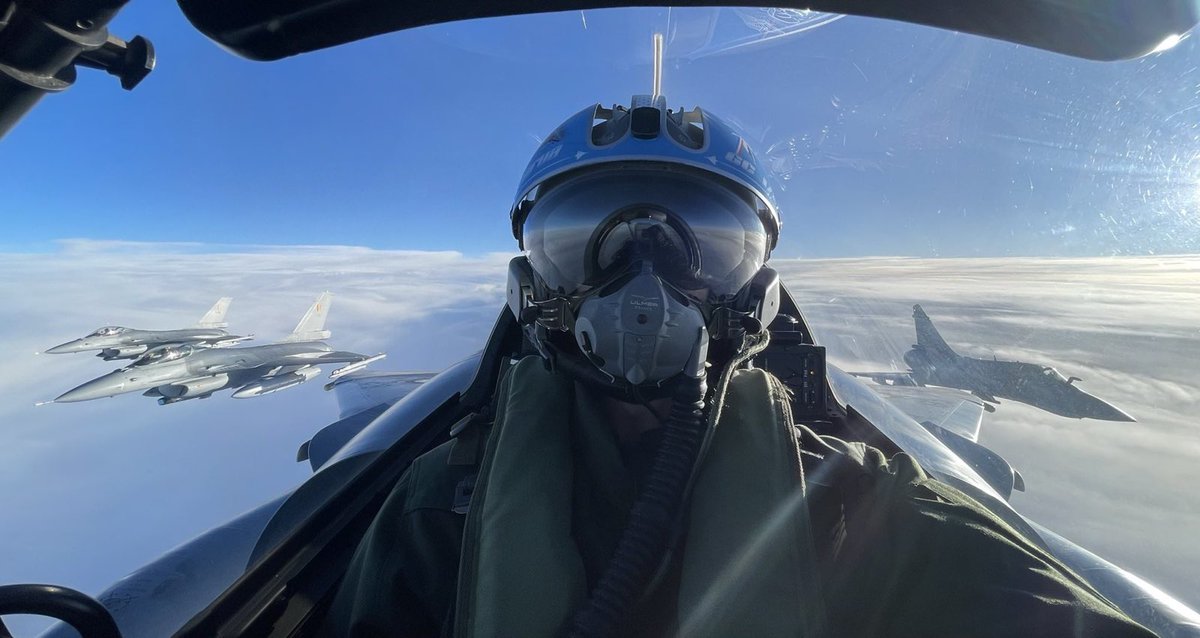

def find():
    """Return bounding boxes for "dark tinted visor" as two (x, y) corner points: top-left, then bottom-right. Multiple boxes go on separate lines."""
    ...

(522, 165), (769, 298)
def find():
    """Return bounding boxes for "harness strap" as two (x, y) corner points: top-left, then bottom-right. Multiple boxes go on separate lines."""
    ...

(453, 357), (585, 638)
(676, 368), (829, 637)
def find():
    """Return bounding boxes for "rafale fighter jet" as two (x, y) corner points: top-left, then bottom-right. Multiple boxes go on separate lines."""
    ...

(854, 305), (1134, 422)
(43, 297), (251, 361)
(53, 292), (385, 404)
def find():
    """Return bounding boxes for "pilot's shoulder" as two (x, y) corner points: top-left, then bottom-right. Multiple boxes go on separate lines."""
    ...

(802, 431), (1154, 637)
(797, 425), (928, 490)
(400, 439), (477, 516)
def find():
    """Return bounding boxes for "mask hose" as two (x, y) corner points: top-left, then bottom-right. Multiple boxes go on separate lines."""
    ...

(567, 368), (707, 638)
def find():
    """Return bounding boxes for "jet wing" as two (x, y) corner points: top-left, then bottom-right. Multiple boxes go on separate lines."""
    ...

(865, 383), (988, 442)
(199, 360), (254, 374)
(327, 371), (436, 419)
(296, 370), (438, 471)
(285, 350), (374, 364)
(848, 371), (921, 387)
(196, 351), (370, 375)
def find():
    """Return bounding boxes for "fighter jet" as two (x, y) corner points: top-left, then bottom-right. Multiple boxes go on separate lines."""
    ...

(854, 304), (1135, 422)
(53, 292), (385, 405)
(43, 297), (251, 361)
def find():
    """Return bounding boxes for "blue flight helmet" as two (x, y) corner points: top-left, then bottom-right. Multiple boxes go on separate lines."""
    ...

(507, 95), (782, 389)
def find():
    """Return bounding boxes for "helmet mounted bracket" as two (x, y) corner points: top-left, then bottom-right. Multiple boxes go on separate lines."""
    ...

(507, 256), (573, 332)
(710, 267), (780, 340)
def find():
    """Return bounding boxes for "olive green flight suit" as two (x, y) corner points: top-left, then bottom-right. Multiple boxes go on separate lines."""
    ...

(325, 357), (1156, 638)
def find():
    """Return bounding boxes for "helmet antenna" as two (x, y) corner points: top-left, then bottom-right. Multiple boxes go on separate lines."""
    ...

(651, 32), (664, 99)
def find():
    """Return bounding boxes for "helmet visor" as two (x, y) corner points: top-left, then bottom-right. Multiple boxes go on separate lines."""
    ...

(522, 165), (770, 298)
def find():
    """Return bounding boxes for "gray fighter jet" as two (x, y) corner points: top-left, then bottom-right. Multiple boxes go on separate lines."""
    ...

(854, 304), (1135, 422)
(44, 297), (251, 361)
(54, 292), (385, 405)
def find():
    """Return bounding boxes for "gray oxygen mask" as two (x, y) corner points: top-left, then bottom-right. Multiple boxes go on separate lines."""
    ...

(574, 262), (709, 386)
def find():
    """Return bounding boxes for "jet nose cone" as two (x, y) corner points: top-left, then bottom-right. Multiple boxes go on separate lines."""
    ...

(1102, 405), (1137, 422)
(1079, 393), (1136, 422)
(53, 389), (87, 403)
(55, 376), (125, 403)
(46, 340), (86, 354)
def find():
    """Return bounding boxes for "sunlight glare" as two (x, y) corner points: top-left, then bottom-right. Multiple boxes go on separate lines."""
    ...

(1152, 34), (1183, 53)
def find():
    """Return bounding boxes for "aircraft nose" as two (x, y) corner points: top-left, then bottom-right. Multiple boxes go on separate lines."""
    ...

(45, 340), (87, 354)
(1098, 403), (1137, 422)
(54, 375), (126, 403)
(1078, 392), (1137, 422)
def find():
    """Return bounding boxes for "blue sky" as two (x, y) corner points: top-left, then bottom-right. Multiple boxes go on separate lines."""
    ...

(2, 7), (1198, 257)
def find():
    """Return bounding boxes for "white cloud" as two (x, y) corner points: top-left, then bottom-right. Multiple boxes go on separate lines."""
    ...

(773, 255), (1200, 606)
(0, 241), (512, 635)
(1, 244), (1197, 634)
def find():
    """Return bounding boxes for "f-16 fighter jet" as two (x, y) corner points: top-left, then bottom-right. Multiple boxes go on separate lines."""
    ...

(854, 304), (1134, 421)
(44, 297), (250, 361)
(53, 292), (385, 405)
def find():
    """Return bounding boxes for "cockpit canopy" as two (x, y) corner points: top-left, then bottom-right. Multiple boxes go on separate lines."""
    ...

(1042, 367), (1068, 382)
(133, 344), (194, 367)
(87, 326), (128, 337)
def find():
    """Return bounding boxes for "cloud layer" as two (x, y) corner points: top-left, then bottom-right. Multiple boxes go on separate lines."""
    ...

(0, 244), (1196, 634)
(775, 256), (1200, 606)
(0, 242), (510, 635)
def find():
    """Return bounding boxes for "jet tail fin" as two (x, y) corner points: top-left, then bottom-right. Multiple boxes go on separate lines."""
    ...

(913, 304), (956, 355)
(281, 292), (333, 342)
(197, 297), (233, 328)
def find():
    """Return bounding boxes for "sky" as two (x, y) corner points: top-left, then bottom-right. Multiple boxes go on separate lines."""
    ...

(2, 7), (1200, 257)
(2, 4), (1200, 635)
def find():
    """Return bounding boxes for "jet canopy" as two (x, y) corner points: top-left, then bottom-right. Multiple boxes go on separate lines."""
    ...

(133, 344), (194, 367)
(88, 326), (128, 337)
(1042, 367), (1069, 382)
